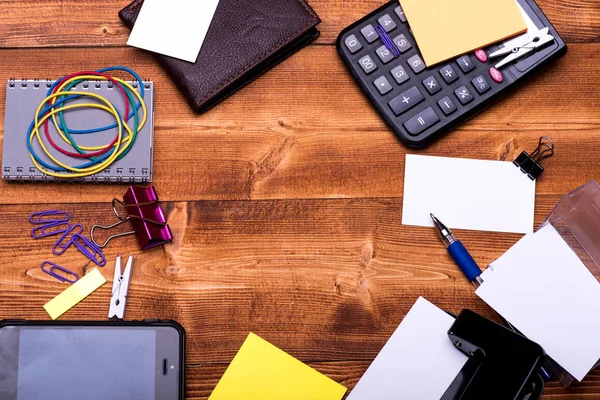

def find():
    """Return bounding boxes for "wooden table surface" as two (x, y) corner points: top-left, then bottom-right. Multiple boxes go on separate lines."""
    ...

(1, 0), (599, 398)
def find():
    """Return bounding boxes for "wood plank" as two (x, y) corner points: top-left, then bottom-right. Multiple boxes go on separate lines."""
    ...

(185, 364), (600, 400)
(0, 45), (598, 204)
(0, 198), (567, 363)
(1, 199), (597, 399)
(0, 0), (598, 48)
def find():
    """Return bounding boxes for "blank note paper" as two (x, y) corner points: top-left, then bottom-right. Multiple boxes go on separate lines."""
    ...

(346, 297), (467, 400)
(43, 268), (106, 320)
(208, 333), (346, 400)
(476, 224), (600, 381)
(127, 0), (220, 63)
(402, 154), (535, 234)
(399, 0), (527, 66)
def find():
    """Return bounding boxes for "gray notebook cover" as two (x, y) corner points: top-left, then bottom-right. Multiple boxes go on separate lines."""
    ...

(2, 79), (154, 183)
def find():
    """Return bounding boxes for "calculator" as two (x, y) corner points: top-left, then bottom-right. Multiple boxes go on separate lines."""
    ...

(337, 0), (567, 149)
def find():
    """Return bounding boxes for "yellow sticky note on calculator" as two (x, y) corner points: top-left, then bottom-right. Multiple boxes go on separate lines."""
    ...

(400, 0), (527, 66)
(209, 332), (347, 400)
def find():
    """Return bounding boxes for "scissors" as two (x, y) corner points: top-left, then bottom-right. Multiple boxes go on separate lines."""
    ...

(489, 27), (555, 69)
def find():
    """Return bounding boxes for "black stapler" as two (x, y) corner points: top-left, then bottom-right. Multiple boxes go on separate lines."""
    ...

(441, 310), (546, 400)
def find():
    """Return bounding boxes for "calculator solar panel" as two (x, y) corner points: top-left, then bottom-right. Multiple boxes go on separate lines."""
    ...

(337, 0), (567, 149)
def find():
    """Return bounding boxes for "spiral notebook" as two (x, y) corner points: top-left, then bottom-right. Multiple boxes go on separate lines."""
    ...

(1, 79), (154, 183)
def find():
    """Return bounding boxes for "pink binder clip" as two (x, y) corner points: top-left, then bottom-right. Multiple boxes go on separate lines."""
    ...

(90, 186), (172, 251)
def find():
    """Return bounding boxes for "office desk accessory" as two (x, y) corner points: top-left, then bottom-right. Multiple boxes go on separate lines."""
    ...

(347, 297), (468, 399)
(91, 186), (172, 250)
(431, 214), (482, 285)
(31, 221), (70, 238)
(490, 27), (556, 69)
(441, 310), (546, 400)
(119, 0), (320, 113)
(337, 0), (567, 148)
(513, 136), (554, 180)
(52, 224), (83, 255)
(209, 332), (346, 400)
(109, 255), (134, 320)
(476, 181), (600, 384)
(43, 268), (107, 320)
(30, 210), (70, 224)
(73, 235), (107, 267)
(40, 261), (79, 283)
(2, 67), (154, 182)
(399, 0), (527, 67)
(402, 154), (535, 233)
(127, 0), (220, 63)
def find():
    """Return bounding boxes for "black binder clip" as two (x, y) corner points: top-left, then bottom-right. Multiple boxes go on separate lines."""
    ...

(513, 136), (555, 180)
(441, 310), (546, 400)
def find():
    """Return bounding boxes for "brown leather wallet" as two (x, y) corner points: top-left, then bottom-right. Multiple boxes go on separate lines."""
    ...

(119, 0), (320, 113)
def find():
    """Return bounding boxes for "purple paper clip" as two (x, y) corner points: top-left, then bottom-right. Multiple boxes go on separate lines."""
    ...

(40, 261), (79, 283)
(30, 210), (71, 225)
(73, 234), (106, 267)
(32, 221), (71, 239)
(53, 224), (83, 255)
(375, 24), (401, 57)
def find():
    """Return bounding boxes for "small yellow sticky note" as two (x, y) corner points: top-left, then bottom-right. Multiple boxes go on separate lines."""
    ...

(43, 268), (107, 320)
(209, 332), (347, 400)
(400, 0), (527, 66)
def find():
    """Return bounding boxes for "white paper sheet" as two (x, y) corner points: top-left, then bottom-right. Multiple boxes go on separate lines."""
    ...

(476, 224), (600, 381)
(346, 297), (467, 400)
(127, 0), (220, 63)
(401, 154), (536, 233)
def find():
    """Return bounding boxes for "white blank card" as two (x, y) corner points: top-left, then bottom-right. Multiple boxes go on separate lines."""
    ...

(127, 0), (220, 63)
(476, 224), (600, 381)
(402, 154), (535, 234)
(347, 297), (467, 399)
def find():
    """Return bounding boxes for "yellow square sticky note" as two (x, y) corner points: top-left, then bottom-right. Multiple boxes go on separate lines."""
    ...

(44, 268), (106, 320)
(209, 333), (347, 400)
(400, 0), (527, 66)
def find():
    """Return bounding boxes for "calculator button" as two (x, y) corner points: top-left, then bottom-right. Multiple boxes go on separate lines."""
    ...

(456, 55), (475, 73)
(374, 76), (393, 95)
(388, 86), (424, 116)
(403, 107), (440, 136)
(378, 14), (397, 32)
(489, 67), (503, 83)
(392, 34), (412, 53)
(407, 55), (426, 74)
(361, 24), (379, 44)
(390, 65), (410, 85)
(471, 75), (491, 94)
(344, 34), (362, 54)
(439, 65), (458, 84)
(454, 85), (474, 105)
(422, 76), (442, 95)
(475, 49), (488, 63)
(358, 55), (378, 74)
(437, 96), (457, 115)
(376, 45), (395, 64)
(394, 5), (407, 23)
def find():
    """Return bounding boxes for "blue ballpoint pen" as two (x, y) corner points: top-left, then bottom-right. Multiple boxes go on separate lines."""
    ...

(430, 214), (483, 286)
(431, 213), (553, 381)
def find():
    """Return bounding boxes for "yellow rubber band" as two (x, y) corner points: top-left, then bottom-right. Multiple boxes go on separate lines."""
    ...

(48, 76), (147, 151)
(31, 99), (124, 177)
(31, 76), (148, 179)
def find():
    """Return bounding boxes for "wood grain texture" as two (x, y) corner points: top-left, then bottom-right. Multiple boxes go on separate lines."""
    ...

(0, 0), (599, 399)
(0, 0), (598, 48)
(0, 45), (598, 204)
